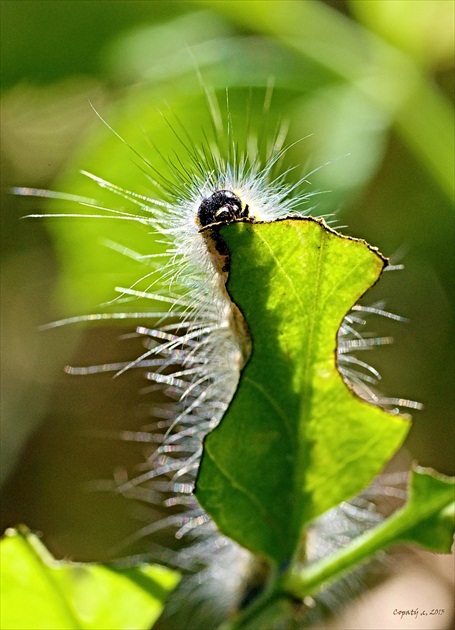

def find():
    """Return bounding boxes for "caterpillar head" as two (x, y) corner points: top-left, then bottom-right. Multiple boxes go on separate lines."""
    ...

(197, 190), (249, 227)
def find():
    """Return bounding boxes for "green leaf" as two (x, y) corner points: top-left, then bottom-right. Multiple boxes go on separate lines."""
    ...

(196, 218), (410, 565)
(0, 527), (180, 630)
(283, 466), (455, 599)
(403, 467), (455, 552)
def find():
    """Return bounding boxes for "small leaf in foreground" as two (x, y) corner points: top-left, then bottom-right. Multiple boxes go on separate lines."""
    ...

(0, 527), (180, 630)
(196, 218), (410, 564)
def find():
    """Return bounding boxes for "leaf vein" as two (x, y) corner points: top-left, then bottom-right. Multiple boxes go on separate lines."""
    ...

(243, 375), (293, 439)
(204, 442), (284, 541)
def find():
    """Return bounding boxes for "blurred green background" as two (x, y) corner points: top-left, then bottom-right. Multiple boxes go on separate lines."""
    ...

(1, 0), (454, 565)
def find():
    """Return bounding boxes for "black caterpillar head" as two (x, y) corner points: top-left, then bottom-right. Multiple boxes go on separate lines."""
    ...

(197, 190), (249, 227)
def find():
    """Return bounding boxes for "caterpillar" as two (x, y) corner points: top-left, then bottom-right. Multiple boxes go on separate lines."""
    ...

(19, 85), (421, 629)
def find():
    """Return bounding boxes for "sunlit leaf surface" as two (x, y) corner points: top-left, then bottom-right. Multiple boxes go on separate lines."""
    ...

(196, 218), (410, 564)
(0, 527), (180, 630)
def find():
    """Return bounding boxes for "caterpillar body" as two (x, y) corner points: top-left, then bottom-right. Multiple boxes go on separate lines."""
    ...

(20, 87), (421, 629)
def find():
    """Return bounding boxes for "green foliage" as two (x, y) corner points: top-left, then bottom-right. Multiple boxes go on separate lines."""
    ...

(0, 527), (180, 630)
(226, 467), (454, 629)
(205, 0), (454, 201)
(3, 219), (451, 630)
(196, 219), (410, 563)
(2, 1), (454, 628)
(401, 468), (455, 552)
(283, 467), (454, 599)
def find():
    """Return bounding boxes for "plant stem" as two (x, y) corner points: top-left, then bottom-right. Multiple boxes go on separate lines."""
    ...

(281, 494), (454, 598)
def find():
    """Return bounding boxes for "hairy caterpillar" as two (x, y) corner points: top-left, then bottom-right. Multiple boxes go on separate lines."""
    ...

(19, 85), (422, 629)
